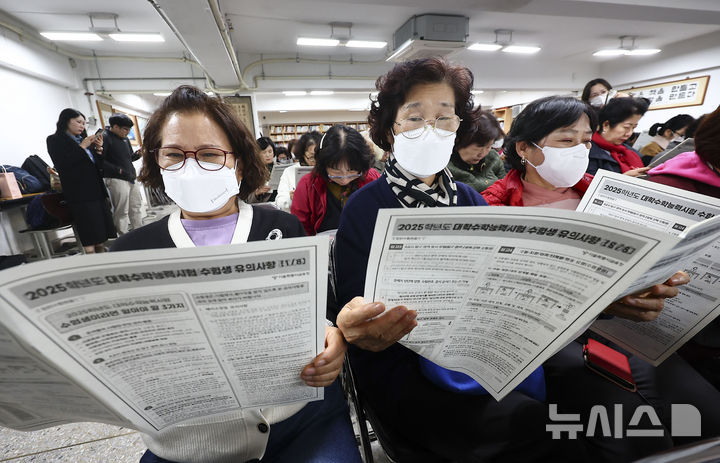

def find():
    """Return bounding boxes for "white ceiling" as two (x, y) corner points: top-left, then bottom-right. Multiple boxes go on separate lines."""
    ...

(1, 0), (719, 96)
(223, 0), (720, 60)
(0, 0), (185, 55)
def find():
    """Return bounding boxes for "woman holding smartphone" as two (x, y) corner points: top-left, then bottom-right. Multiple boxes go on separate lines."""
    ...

(47, 108), (116, 253)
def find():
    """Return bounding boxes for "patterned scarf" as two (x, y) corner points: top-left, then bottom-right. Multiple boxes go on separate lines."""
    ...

(592, 132), (643, 172)
(384, 153), (457, 208)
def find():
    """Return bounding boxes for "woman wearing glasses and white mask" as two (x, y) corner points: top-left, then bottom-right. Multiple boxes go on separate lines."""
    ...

(330, 58), (565, 462)
(291, 125), (379, 236)
(112, 86), (360, 463)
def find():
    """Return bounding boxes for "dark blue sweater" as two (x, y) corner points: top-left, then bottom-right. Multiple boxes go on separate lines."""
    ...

(334, 176), (545, 400)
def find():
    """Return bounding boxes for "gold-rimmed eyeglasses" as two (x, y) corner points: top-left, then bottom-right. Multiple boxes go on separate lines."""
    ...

(393, 115), (462, 139)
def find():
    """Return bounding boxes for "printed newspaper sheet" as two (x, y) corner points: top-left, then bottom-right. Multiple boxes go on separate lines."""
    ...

(0, 237), (328, 432)
(294, 166), (314, 188)
(363, 207), (720, 400)
(577, 169), (720, 364)
(267, 163), (292, 191)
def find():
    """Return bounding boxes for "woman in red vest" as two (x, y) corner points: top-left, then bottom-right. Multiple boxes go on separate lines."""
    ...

(291, 125), (379, 236)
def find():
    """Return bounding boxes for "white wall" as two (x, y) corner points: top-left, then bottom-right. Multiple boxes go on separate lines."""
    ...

(0, 33), (87, 167)
(481, 90), (577, 109)
(601, 30), (720, 131)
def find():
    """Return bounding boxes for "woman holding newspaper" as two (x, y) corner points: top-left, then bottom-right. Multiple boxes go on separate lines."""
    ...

(332, 58), (711, 462)
(112, 86), (360, 463)
(483, 95), (720, 459)
(274, 131), (321, 212)
(332, 57), (562, 462)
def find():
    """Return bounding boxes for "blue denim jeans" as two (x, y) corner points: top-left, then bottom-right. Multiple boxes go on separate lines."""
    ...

(139, 380), (360, 463)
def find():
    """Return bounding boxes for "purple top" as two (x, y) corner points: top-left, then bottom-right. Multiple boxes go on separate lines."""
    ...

(180, 213), (239, 246)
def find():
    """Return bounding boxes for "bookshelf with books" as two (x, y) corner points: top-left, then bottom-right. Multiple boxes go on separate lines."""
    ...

(268, 121), (369, 146)
(493, 107), (513, 133)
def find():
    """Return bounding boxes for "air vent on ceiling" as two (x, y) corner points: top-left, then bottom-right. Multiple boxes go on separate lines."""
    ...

(387, 14), (469, 62)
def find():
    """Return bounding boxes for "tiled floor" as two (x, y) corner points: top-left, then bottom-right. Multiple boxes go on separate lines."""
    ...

(0, 423), (145, 462)
(1, 422), (390, 463)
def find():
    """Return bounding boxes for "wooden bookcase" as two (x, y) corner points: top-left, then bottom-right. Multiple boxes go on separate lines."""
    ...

(267, 121), (369, 145)
(493, 107), (513, 133)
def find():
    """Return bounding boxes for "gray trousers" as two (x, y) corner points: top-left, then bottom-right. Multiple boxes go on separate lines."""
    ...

(105, 178), (143, 234)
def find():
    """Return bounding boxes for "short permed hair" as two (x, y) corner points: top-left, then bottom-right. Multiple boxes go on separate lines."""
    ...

(368, 57), (474, 151)
(314, 125), (374, 181)
(138, 85), (267, 200)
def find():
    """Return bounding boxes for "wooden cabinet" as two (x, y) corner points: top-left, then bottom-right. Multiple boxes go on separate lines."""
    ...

(268, 121), (369, 145)
(493, 107), (513, 133)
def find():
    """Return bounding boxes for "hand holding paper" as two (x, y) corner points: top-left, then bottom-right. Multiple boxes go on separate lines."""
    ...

(301, 326), (346, 387)
(604, 271), (689, 322)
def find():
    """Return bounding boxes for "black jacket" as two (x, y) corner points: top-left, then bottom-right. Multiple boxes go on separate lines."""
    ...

(111, 205), (306, 251)
(46, 132), (108, 203)
(588, 141), (643, 176)
(102, 129), (138, 182)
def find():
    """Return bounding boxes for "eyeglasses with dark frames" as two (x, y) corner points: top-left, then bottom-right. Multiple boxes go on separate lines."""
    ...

(152, 147), (235, 171)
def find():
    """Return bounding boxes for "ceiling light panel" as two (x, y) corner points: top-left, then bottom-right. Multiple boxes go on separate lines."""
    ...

(40, 32), (103, 41)
(627, 48), (661, 55)
(502, 45), (541, 54)
(468, 43), (502, 51)
(297, 37), (340, 47)
(109, 33), (165, 42)
(593, 49), (629, 56)
(346, 40), (387, 48)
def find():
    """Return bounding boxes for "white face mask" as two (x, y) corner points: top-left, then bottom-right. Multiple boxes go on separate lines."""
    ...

(492, 138), (504, 149)
(161, 160), (240, 213)
(527, 143), (590, 188)
(392, 129), (456, 178)
(589, 89), (617, 108)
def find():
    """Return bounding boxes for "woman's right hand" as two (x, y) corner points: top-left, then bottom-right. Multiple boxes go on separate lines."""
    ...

(79, 135), (97, 149)
(336, 296), (418, 352)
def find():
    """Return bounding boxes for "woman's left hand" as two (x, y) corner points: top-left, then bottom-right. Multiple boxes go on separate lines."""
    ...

(604, 271), (689, 321)
(93, 135), (103, 153)
(301, 325), (346, 387)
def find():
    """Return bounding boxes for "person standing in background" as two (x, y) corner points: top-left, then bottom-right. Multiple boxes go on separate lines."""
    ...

(103, 113), (143, 234)
(47, 108), (116, 253)
(580, 78), (629, 110)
